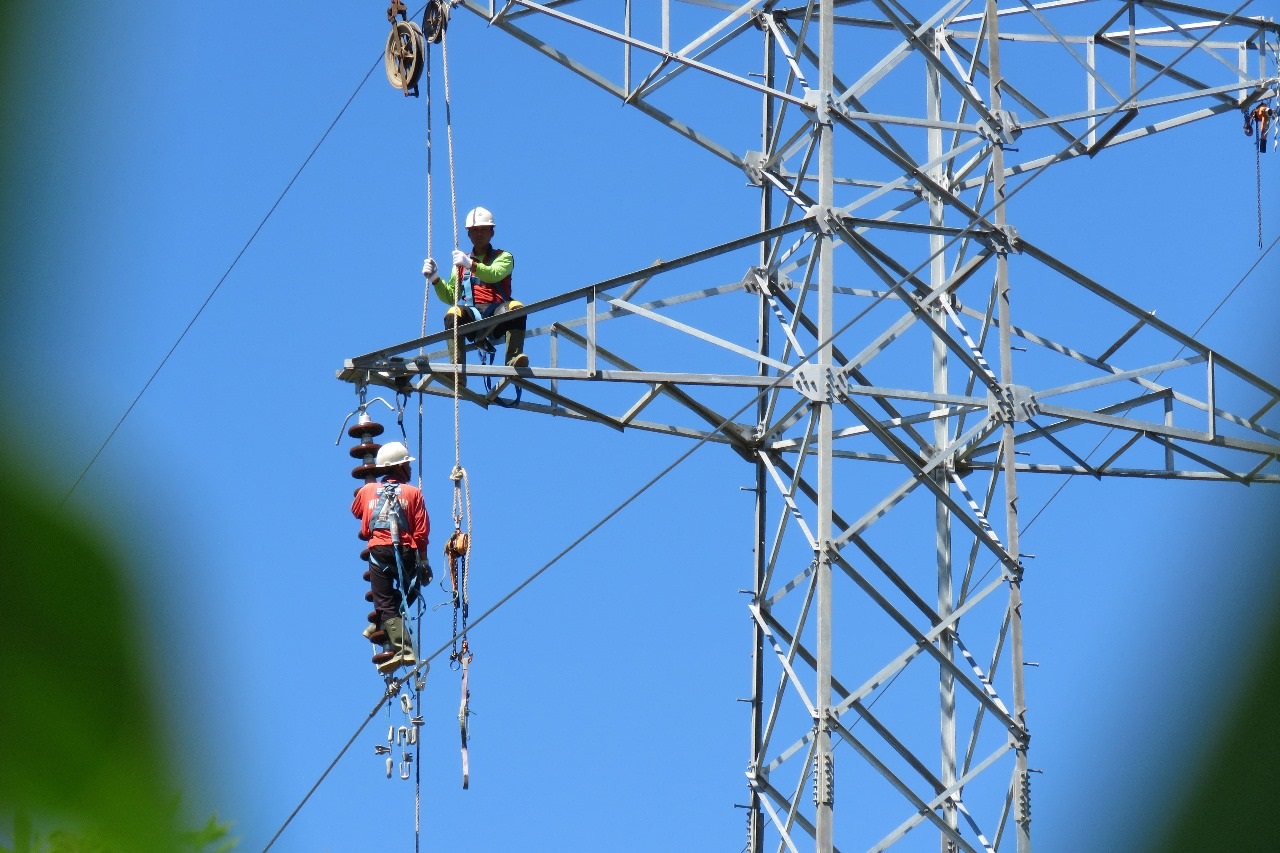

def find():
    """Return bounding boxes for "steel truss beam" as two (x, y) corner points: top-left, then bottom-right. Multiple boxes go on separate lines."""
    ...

(340, 2), (1280, 850)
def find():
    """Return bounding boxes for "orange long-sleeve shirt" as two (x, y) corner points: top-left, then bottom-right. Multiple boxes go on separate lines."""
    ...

(351, 477), (430, 553)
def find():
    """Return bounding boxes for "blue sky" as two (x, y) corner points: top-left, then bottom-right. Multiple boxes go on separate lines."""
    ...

(4, 2), (1279, 851)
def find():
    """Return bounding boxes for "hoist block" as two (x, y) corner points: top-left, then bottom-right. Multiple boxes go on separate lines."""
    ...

(422, 0), (449, 44)
(384, 20), (425, 97)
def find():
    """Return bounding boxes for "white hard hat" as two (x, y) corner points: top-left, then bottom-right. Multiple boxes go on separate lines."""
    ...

(375, 441), (415, 468)
(465, 207), (495, 228)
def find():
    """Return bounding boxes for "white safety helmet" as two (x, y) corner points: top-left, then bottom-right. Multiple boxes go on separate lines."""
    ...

(375, 441), (415, 468)
(465, 207), (495, 229)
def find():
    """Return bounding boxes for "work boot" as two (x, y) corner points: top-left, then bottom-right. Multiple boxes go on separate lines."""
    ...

(504, 327), (527, 368)
(378, 617), (417, 674)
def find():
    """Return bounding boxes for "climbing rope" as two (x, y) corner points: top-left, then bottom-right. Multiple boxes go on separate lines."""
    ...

(421, 2), (476, 792)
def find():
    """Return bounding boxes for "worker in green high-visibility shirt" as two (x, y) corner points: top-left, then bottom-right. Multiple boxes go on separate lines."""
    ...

(423, 206), (528, 373)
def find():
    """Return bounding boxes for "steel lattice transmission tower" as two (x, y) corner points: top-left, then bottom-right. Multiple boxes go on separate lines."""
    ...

(341, 2), (1280, 850)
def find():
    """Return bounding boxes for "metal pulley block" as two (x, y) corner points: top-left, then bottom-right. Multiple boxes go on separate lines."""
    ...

(422, 0), (450, 44)
(385, 19), (426, 97)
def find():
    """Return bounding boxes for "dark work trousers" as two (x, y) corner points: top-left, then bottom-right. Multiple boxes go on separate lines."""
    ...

(445, 301), (526, 347)
(368, 545), (418, 623)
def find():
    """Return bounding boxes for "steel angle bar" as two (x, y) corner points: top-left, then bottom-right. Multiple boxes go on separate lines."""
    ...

(841, 533), (950, 625)
(1035, 357), (1203, 399)
(756, 582), (820, 761)
(832, 574), (1010, 722)
(871, 743), (1009, 853)
(773, 451), (998, 626)
(1140, 3), (1256, 77)
(1097, 311), (1158, 363)
(757, 613), (997, 850)
(828, 556), (1023, 734)
(546, 324), (755, 454)
(948, 469), (1003, 548)
(1015, 77), (1267, 132)
(825, 715), (984, 853)
(764, 292), (811, 361)
(1097, 429), (1146, 472)
(628, 10), (759, 102)
(758, 449), (820, 549)
(957, 463), (1004, 605)
(870, 0), (1007, 120)
(348, 220), (811, 364)
(469, 0), (808, 107)
(1160, 386), (1280, 443)
(826, 416), (999, 550)
(837, 0), (973, 104)
(1143, 434), (1251, 483)
(768, 450), (977, 625)
(617, 383), (665, 426)
(840, 363), (940, 454)
(605, 296), (793, 371)
(753, 774), (819, 851)
(760, 9), (810, 90)
(1131, 2), (1280, 34)
(1019, 239), (1280, 400)
(589, 282), (746, 323)
(1014, 0), (1129, 103)
(485, 379), (628, 431)
(941, 36), (1094, 157)
(761, 395), (812, 446)
(952, 461), (1280, 480)
(766, 558), (817, 609)
(1034, 401), (1280, 457)
(953, 633), (1013, 718)
(836, 215), (984, 242)
(747, 607), (819, 732)
(949, 0), (1099, 26)
(1244, 454), (1278, 484)
(832, 397), (1013, 561)
(835, 233), (1008, 396)
(770, 404), (988, 449)
(463, 10), (747, 164)
(828, 113), (996, 232)
(1022, 417), (1102, 478)
(750, 602), (819, 718)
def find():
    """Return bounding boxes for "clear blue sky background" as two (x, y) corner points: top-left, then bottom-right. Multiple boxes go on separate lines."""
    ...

(3, 3), (1279, 851)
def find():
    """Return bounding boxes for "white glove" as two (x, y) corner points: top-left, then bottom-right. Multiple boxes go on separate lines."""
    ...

(452, 249), (473, 271)
(421, 257), (437, 280)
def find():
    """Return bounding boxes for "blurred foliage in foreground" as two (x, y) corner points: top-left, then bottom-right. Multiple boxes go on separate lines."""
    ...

(0, 455), (238, 850)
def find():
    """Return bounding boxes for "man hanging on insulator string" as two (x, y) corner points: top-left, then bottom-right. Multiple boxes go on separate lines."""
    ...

(422, 206), (528, 379)
(351, 441), (432, 674)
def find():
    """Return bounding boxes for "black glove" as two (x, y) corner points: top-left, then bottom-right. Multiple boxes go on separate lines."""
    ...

(416, 554), (433, 587)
